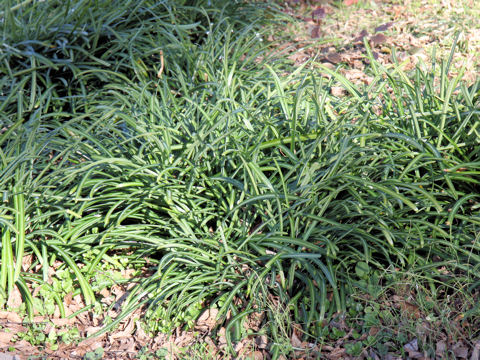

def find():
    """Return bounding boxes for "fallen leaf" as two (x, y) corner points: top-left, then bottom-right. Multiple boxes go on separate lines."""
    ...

(204, 336), (217, 353)
(471, 340), (480, 360)
(402, 301), (421, 319)
(369, 326), (380, 336)
(111, 317), (136, 339)
(288, 51), (309, 65)
(321, 62), (336, 71)
(436, 340), (447, 357)
(117, 337), (135, 352)
(404, 338), (418, 353)
(0, 311), (22, 323)
(326, 347), (346, 359)
(195, 308), (219, 332)
(375, 22), (393, 32)
(370, 33), (387, 45)
(353, 60), (365, 69)
(256, 335), (268, 349)
(403, 339), (425, 360)
(344, 0), (359, 5)
(331, 86), (346, 97)
(392, 296), (421, 319)
(353, 29), (369, 43)
(343, 68), (373, 85)
(0, 331), (14, 344)
(64, 292), (73, 306)
(369, 349), (381, 360)
(244, 351), (263, 360)
(311, 26), (320, 39)
(452, 341), (469, 359)
(217, 327), (227, 348)
(74, 337), (106, 357)
(7, 286), (23, 309)
(312, 6), (326, 20)
(291, 331), (302, 348)
(134, 320), (150, 347)
(99, 287), (110, 298)
(33, 315), (47, 323)
(85, 326), (103, 337)
(326, 53), (342, 64)
(22, 254), (34, 272)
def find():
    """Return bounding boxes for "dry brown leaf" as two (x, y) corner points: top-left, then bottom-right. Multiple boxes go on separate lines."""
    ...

(64, 292), (73, 306)
(121, 269), (136, 278)
(352, 60), (364, 70)
(110, 317), (135, 339)
(50, 317), (75, 327)
(452, 341), (469, 359)
(73, 294), (85, 308)
(392, 295), (421, 319)
(353, 29), (369, 43)
(343, 68), (373, 85)
(117, 336), (135, 352)
(370, 33), (387, 45)
(99, 287), (110, 298)
(331, 86), (346, 97)
(403, 338), (426, 359)
(375, 22), (393, 32)
(0, 311), (22, 323)
(73, 338), (105, 357)
(326, 347), (346, 359)
(256, 334), (268, 349)
(404, 338), (418, 353)
(22, 254), (34, 272)
(7, 286), (23, 309)
(312, 6), (326, 20)
(402, 301), (421, 319)
(85, 326), (103, 337)
(0, 331), (14, 344)
(471, 340), (480, 360)
(33, 315), (48, 323)
(243, 351), (263, 360)
(234, 340), (246, 354)
(134, 320), (150, 347)
(173, 330), (196, 348)
(369, 326), (380, 336)
(326, 53), (342, 64)
(291, 331), (302, 348)
(436, 340), (447, 357)
(12, 339), (39, 355)
(344, 0), (359, 5)
(288, 51), (309, 65)
(195, 308), (219, 332)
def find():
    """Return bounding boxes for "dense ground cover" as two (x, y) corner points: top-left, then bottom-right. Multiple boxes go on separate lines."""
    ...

(0, 0), (479, 358)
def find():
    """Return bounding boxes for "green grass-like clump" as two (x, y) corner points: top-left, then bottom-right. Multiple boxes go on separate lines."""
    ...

(1, 0), (479, 357)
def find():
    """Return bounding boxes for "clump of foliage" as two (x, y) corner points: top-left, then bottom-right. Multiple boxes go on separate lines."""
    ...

(1, 0), (479, 357)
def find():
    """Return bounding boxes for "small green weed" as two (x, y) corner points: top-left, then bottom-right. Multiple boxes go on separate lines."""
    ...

(13, 322), (80, 351)
(83, 347), (104, 360)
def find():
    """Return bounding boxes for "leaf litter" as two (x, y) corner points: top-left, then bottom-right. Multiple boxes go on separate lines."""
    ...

(271, 0), (480, 87)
